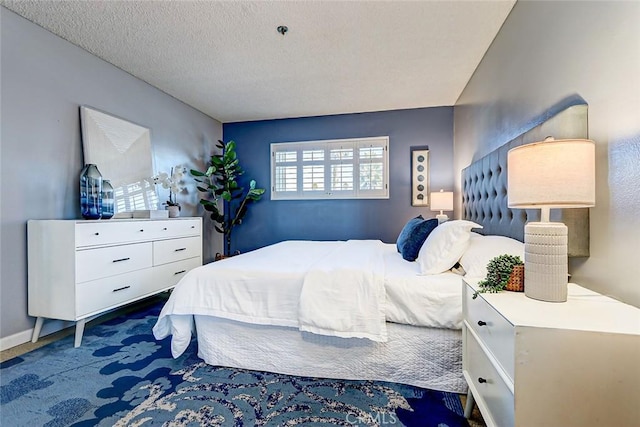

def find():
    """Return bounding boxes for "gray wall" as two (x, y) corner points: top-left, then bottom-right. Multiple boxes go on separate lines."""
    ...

(454, 1), (640, 307)
(0, 8), (223, 342)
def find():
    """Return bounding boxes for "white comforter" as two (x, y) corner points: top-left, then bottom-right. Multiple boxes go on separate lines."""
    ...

(153, 240), (462, 357)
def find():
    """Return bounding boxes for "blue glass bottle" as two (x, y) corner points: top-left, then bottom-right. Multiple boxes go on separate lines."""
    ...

(101, 179), (115, 219)
(80, 164), (103, 219)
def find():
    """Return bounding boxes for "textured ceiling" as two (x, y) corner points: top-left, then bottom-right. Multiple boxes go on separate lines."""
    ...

(2, 0), (515, 123)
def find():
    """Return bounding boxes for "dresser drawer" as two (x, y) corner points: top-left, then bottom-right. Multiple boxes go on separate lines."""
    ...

(76, 268), (153, 317)
(149, 257), (202, 292)
(76, 221), (156, 247)
(465, 328), (515, 427)
(153, 237), (201, 266)
(144, 219), (202, 240)
(76, 242), (152, 283)
(464, 283), (515, 380)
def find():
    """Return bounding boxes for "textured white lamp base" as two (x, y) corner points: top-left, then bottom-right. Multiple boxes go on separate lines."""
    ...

(524, 222), (568, 302)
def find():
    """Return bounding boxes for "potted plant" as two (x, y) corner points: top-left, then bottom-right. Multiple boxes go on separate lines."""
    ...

(153, 165), (186, 217)
(191, 140), (265, 256)
(473, 254), (524, 299)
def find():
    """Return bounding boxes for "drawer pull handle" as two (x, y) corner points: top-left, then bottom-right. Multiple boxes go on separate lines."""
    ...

(174, 248), (187, 252)
(174, 270), (186, 275)
(163, 227), (168, 231)
(477, 320), (487, 326)
(112, 285), (131, 293)
(94, 232), (100, 236)
(478, 377), (487, 384)
(112, 257), (131, 263)
(191, 225), (195, 228)
(139, 229), (144, 232)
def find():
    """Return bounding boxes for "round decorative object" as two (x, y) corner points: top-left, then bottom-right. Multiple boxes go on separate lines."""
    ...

(417, 175), (424, 182)
(417, 194), (424, 200)
(80, 164), (103, 219)
(417, 155), (425, 162)
(417, 184), (424, 191)
(417, 165), (424, 172)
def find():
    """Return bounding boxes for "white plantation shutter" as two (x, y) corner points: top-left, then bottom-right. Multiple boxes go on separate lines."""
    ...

(302, 149), (325, 193)
(330, 147), (354, 194)
(358, 144), (386, 197)
(271, 137), (389, 200)
(273, 150), (298, 195)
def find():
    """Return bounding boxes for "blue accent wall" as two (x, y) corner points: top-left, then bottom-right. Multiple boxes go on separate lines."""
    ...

(223, 107), (453, 253)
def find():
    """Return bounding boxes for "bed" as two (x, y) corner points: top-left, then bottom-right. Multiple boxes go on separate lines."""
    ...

(153, 104), (589, 395)
(153, 236), (473, 393)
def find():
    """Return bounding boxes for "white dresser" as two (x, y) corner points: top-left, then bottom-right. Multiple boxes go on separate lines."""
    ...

(462, 278), (639, 427)
(28, 218), (202, 347)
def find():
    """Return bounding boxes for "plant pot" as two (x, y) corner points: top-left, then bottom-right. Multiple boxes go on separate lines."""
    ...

(214, 251), (241, 261)
(167, 205), (180, 218)
(506, 265), (525, 292)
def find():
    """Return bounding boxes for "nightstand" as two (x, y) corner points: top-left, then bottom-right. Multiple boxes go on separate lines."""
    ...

(462, 278), (639, 427)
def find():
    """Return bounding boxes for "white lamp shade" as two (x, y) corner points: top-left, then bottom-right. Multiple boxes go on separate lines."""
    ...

(430, 191), (454, 211)
(508, 139), (595, 208)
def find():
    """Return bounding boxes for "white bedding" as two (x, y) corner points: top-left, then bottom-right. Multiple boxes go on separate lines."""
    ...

(299, 240), (388, 342)
(153, 240), (463, 357)
(193, 315), (466, 393)
(383, 245), (463, 329)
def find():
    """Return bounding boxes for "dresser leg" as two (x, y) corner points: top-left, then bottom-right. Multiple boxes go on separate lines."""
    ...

(31, 317), (44, 343)
(74, 318), (87, 348)
(464, 389), (475, 419)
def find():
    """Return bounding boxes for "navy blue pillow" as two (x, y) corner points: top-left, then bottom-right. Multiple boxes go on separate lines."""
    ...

(396, 217), (439, 261)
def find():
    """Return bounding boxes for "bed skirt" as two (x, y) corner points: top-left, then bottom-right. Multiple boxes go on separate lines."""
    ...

(194, 315), (467, 394)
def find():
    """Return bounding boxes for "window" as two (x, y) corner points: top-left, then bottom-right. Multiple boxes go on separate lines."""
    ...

(271, 136), (389, 200)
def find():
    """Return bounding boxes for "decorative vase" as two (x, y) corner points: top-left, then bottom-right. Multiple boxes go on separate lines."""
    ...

(101, 179), (115, 219)
(80, 164), (103, 219)
(167, 205), (180, 218)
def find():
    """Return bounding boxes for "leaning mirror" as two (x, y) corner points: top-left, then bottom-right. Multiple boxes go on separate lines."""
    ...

(80, 106), (158, 216)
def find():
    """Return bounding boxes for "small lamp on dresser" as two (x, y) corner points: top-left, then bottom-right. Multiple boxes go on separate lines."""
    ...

(507, 137), (595, 302)
(430, 189), (454, 224)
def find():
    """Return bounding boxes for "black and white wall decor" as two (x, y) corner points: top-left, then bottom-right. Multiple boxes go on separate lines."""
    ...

(410, 146), (429, 206)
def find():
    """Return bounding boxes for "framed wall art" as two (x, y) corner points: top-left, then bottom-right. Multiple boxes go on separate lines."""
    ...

(410, 146), (429, 206)
(80, 106), (157, 216)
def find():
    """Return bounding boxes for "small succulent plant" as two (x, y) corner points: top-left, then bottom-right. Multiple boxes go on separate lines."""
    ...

(473, 254), (523, 299)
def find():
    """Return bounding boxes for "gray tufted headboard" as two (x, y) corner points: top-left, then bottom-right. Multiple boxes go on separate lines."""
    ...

(461, 105), (590, 257)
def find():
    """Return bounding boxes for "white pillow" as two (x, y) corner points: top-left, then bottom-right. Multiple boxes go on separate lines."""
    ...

(459, 232), (525, 278)
(417, 220), (482, 275)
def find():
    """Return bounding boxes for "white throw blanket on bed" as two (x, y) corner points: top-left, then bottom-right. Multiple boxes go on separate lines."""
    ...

(153, 240), (389, 356)
(298, 240), (388, 342)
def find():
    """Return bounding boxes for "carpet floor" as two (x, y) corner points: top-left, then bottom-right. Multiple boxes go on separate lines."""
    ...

(1, 301), (472, 426)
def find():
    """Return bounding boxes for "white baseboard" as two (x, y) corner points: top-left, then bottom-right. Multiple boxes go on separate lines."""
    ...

(0, 329), (34, 351)
(1, 295), (167, 352)
(0, 319), (74, 352)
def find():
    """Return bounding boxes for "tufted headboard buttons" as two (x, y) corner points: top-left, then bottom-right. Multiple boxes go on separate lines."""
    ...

(461, 105), (590, 257)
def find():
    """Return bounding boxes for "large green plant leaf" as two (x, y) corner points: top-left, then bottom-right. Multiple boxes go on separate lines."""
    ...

(191, 139), (265, 255)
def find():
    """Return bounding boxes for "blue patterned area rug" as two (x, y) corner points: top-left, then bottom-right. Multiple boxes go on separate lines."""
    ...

(1, 301), (469, 427)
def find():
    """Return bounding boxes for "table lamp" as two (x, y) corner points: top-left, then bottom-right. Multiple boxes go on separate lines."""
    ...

(431, 189), (454, 224)
(508, 138), (595, 302)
